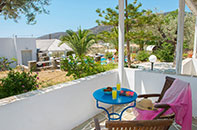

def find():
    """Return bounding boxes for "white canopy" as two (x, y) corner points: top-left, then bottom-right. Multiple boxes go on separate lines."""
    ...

(36, 39), (72, 52)
(105, 49), (116, 53)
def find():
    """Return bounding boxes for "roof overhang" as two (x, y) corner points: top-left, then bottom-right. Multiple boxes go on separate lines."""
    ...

(186, 0), (197, 16)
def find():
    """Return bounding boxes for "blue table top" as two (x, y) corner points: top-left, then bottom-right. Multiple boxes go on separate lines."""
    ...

(93, 87), (137, 105)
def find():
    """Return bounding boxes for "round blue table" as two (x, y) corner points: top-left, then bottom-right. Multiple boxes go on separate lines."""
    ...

(93, 87), (137, 120)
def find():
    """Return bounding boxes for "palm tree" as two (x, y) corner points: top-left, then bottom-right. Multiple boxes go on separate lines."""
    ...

(60, 28), (96, 56)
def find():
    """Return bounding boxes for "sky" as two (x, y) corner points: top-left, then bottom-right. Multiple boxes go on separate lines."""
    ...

(0, 0), (191, 38)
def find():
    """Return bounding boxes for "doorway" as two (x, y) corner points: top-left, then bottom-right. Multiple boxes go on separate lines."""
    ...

(21, 50), (32, 66)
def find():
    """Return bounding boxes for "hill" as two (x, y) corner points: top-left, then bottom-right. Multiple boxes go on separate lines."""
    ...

(37, 25), (113, 39)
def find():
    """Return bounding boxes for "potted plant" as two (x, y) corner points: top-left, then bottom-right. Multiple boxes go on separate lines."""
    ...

(188, 51), (193, 58)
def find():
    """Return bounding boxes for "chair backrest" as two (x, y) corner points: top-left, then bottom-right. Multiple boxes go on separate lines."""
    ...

(105, 119), (173, 130)
(157, 76), (175, 102)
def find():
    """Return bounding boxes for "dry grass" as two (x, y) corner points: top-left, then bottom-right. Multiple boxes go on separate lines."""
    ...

(36, 70), (74, 88)
(0, 71), (8, 79)
(0, 70), (74, 88)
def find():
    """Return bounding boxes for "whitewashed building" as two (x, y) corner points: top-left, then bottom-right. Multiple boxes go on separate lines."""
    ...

(0, 37), (37, 66)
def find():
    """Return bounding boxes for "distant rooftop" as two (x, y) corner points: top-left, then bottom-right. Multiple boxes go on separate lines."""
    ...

(36, 39), (72, 52)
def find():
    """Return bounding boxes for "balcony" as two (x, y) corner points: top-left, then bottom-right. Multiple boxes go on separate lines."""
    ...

(0, 68), (196, 130)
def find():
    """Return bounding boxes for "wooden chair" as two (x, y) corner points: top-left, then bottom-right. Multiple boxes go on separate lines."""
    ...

(137, 76), (176, 119)
(105, 119), (173, 130)
(137, 76), (175, 102)
(94, 118), (173, 130)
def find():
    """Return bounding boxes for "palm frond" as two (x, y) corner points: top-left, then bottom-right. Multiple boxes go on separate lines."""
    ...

(60, 28), (96, 56)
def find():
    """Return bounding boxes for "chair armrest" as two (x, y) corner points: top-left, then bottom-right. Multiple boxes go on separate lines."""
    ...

(154, 104), (170, 109)
(154, 104), (171, 119)
(138, 94), (161, 98)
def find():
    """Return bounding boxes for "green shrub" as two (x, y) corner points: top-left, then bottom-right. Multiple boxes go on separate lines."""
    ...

(0, 71), (39, 99)
(0, 57), (16, 71)
(183, 53), (188, 58)
(131, 53), (137, 60)
(66, 51), (75, 56)
(105, 52), (113, 59)
(60, 55), (117, 79)
(102, 63), (118, 70)
(136, 51), (150, 61)
(154, 42), (174, 62)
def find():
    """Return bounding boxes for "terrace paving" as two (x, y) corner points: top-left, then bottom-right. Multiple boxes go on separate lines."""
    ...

(73, 104), (197, 130)
(137, 62), (176, 74)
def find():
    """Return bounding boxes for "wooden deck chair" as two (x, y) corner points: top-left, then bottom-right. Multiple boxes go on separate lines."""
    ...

(105, 119), (173, 130)
(137, 76), (176, 119)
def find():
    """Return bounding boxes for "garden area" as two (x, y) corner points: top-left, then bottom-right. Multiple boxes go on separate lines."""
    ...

(0, 70), (72, 89)
(0, 56), (117, 99)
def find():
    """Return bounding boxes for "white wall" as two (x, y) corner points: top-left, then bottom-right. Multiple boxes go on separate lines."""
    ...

(0, 38), (17, 67)
(16, 38), (37, 65)
(0, 68), (196, 130)
(125, 68), (197, 116)
(0, 38), (37, 67)
(0, 70), (118, 130)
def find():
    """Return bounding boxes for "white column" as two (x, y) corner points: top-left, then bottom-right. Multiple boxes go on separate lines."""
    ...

(118, 0), (124, 86)
(176, 0), (185, 74)
(193, 16), (197, 59)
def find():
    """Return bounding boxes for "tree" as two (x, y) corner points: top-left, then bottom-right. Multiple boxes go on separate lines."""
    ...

(125, 0), (131, 67)
(129, 30), (158, 50)
(154, 42), (174, 62)
(150, 10), (195, 63)
(60, 28), (96, 56)
(151, 11), (178, 49)
(97, 28), (119, 51)
(96, 0), (156, 67)
(0, 0), (50, 24)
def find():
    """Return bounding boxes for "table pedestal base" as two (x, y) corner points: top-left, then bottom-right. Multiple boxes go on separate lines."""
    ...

(96, 100), (136, 121)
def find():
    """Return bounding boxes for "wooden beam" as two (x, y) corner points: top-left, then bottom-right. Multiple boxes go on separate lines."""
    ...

(118, 0), (124, 86)
(185, 0), (197, 16)
(176, 0), (185, 74)
(125, 0), (131, 68)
